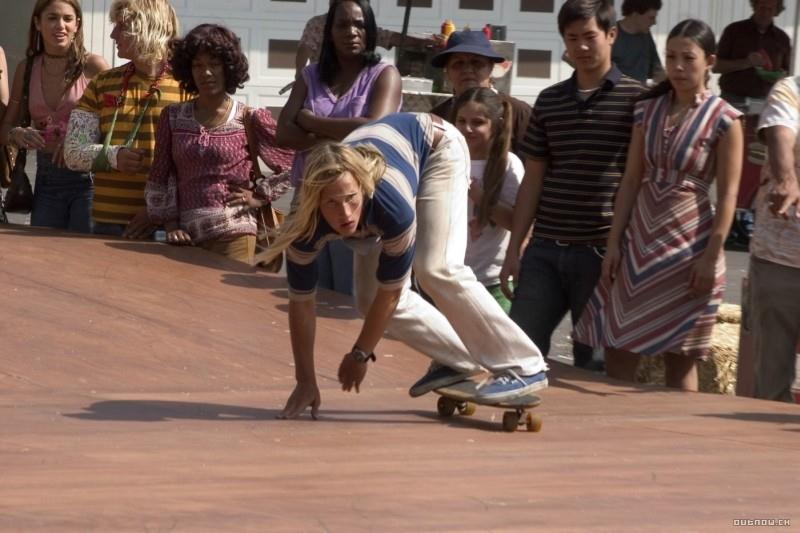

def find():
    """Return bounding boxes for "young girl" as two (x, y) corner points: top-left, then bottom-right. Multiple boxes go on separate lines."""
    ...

(573, 19), (744, 390)
(452, 87), (522, 313)
(0, 0), (108, 233)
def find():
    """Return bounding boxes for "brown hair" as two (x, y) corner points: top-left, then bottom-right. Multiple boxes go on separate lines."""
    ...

(27, 0), (88, 88)
(451, 87), (513, 227)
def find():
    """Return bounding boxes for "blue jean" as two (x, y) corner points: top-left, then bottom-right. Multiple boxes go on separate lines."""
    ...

(317, 239), (354, 295)
(31, 152), (93, 233)
(510, 238), (604, 368)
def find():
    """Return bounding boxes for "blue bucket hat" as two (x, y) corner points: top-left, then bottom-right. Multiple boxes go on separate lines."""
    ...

(431, 30), (505, 68)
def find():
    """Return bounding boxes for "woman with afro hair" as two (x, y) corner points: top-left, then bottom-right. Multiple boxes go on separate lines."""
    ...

(145, 23), (294, 263)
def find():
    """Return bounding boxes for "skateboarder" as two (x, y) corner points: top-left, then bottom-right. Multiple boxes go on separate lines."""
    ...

(263, 113), (548, 419)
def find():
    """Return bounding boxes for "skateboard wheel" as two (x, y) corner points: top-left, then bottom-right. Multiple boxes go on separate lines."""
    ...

(437, 396), (456, 417)
(525, 413), (543, 432)
(502, 411), (519, 432)
(458, 402), (476, 416)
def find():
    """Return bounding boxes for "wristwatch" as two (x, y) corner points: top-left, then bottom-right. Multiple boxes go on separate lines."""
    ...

(350, 346), (376, 364)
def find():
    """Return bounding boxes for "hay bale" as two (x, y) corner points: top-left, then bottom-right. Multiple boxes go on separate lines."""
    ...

(717, 303), (742, 324)
(635, 321), (740, 395)
(701, 322), (739, 395)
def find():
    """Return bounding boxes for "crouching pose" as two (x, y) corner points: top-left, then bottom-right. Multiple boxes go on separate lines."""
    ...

(264, 112), (548, 419)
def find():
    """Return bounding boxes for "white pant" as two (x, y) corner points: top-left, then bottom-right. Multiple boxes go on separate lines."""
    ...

(350, 123), (546, 376)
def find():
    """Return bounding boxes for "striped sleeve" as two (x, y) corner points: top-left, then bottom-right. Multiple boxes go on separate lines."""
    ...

(519, 96), (550, 161)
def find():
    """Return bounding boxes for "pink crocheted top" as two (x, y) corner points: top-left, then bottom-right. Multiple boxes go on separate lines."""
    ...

(146, 100), (293, 243)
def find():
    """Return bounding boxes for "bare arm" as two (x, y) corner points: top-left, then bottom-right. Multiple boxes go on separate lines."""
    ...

(763, 125), (800, 217)
(714, 56), (758, 74)
(507, 158), (546, 258)
(606, 125), (646, 249)
(296, 66), (402, 140)
(0, 47), (8, 112)
(0, 61), (28, 146)
(275, 76), (319, 151)
(687, 119), (743, 296)
(498, 158), (547, 298)
(354, 286), (402, 354)
(705, 120), (744, 259)
(83, 53), (110, 79)
(337, 285), (402, 393)
(279, 298), (322, 419)
(294, 42), (314, 80)
(289, 298), (318, 384)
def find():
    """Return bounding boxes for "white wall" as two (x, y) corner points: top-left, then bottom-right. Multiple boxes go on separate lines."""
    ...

(29, 0), (800, 108)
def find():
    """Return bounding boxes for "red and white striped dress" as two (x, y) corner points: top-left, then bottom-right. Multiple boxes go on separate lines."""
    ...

(574, 90), (742, 358)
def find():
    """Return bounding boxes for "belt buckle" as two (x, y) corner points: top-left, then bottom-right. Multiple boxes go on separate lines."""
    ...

(554, 240), (570, 247)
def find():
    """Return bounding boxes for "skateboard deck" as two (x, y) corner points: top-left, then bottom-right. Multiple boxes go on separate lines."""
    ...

(434, 380), (543, 433)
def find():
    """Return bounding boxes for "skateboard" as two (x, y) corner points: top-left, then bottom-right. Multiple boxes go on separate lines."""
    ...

(433, 380), (543, 433)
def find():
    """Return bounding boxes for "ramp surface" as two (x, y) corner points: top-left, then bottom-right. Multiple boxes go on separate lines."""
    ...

(1, 226), (798, 532)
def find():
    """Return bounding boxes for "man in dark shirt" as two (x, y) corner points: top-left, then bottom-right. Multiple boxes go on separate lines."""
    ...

(501, 0), (644, 370)
(715, 0), (791, 102)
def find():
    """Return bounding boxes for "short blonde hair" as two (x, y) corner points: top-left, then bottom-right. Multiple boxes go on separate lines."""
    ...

(110, 0), (178, 63)
(263, 142), (386, 262)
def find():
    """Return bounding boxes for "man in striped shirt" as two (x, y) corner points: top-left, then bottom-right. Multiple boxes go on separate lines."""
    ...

(65, 0), (187, 238)
(275, 113), (548, 418)
(501, 0), (644, 370)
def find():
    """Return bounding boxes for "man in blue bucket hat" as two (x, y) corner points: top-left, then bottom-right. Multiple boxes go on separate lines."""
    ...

(430, 30), (531, 158)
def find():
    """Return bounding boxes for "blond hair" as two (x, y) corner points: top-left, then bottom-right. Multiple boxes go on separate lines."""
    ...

(262, 142), (386, 263)
(110, 0), (178, 63)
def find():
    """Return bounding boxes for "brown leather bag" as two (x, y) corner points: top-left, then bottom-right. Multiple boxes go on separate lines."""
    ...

(2, 57), (34, 213)
(243, 108), (285, 273)
(3, 149), (33, 213)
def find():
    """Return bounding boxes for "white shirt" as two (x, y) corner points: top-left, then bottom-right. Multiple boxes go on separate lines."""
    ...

(754, 76), (800, 268)
(464, 153), (524, 285)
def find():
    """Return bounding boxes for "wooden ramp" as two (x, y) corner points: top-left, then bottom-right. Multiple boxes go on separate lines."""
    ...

(1, 226), (798, 532)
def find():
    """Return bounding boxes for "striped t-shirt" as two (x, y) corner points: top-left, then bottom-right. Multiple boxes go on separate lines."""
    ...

(76, 64), (187, 224)
(287, 112), (437, 300)
(519, 66), (644, 242)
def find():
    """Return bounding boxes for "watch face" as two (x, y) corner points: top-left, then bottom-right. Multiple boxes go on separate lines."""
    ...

(352, 349), (367, 363)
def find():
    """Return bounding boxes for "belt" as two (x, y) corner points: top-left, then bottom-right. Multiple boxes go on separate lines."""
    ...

(537, 237), (608, 247)
(430, 114), (445, 150)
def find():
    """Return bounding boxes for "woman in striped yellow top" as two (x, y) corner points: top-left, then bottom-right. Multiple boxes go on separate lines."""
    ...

(65, 0), (187, 238)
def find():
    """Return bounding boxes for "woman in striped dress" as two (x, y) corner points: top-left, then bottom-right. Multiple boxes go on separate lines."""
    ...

(573, 19), (744, 391)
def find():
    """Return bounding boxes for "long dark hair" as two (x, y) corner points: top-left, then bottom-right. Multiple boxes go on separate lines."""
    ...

(638, 19), (716, 102)
(318, 0), (380, 87)
(451, 87), (513, 227)
(27, 0), (88, 88)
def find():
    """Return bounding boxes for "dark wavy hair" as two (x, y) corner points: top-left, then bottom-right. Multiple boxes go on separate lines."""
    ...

(621, 0), (662, 16)
(318, 0), (380, 87)
(558, 0), (616, 36)
(451, 87), (513, 228)
(750, 0), (785, 16)
(169, 24), (249, 94)
(638, 19), (716, 102)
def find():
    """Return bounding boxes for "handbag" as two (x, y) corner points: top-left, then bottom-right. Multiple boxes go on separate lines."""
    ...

(243, 108), (285, 272)
(2, 57), (34, 213)
(3, 149), (33, 213)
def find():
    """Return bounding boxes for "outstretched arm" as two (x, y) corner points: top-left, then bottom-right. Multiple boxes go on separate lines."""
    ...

(279, 298), (322, 419)
(338, 285), (402, 393)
